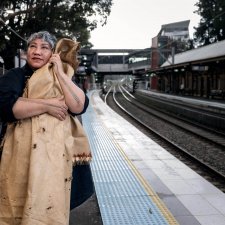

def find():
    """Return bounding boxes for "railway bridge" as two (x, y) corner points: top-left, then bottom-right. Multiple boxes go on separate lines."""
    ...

(79, 48), (151, 77)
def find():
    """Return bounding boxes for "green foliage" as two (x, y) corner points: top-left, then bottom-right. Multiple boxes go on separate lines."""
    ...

(0, 0), (112, 69)
(194, 0), (225, 46)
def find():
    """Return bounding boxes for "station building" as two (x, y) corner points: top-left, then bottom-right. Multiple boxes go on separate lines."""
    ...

(148, 20), (225, 99)
(150, 39), (225, 99)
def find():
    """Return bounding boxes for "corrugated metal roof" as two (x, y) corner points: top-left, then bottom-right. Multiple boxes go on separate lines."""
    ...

(161, 39), (225, 67)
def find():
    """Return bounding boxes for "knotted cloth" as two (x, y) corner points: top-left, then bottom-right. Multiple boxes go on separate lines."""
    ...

(0, 38), (91, 225)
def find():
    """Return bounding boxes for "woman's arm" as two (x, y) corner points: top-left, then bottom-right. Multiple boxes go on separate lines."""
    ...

(12, 97), (68, 121)
(49, 54), (86, 114)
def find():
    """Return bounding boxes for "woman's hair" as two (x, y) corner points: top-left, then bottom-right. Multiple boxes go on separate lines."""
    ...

(27, 31), (57, 49)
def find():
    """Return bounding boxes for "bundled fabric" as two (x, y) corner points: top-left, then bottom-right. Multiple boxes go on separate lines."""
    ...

(0, 38), (92, 225)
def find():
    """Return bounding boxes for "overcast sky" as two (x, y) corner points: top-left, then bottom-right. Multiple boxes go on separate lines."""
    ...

(90, 0), (200, 49)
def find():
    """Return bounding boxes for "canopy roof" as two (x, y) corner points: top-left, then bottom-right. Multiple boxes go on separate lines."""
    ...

(161, 40), (225, 67)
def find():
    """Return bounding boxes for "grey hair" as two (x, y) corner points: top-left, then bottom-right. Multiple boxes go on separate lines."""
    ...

(27, 31), (57, 49)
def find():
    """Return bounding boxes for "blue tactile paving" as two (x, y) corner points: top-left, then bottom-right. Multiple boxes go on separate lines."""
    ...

(82, 101), (170, 225)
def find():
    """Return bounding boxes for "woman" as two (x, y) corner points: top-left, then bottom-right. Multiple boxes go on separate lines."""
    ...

(0, 31), (91, 225)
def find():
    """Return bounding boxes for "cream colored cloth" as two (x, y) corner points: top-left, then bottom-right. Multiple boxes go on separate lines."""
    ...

(0, 39), (91, 225)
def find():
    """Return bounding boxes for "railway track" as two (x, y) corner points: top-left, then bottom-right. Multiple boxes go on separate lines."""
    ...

(103, 85), (225, 192)
(120, 85), (225, 149)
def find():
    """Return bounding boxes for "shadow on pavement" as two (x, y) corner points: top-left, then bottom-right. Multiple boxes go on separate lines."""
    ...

(69, 193), (103, 225)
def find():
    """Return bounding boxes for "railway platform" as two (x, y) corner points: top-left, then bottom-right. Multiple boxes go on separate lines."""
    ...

(138, 89), (225, 112)
(77, 90), (225, 225)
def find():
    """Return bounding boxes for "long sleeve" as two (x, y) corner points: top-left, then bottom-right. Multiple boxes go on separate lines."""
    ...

(0, 68), (26, 122)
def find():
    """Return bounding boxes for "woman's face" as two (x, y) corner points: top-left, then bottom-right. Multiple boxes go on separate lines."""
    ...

(26, 38), (53, 69)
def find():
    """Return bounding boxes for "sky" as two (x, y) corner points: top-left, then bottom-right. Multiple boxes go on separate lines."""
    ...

(89, 0), (201, 49)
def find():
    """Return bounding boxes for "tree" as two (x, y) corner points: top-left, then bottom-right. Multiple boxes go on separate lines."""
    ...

(0, 0), (112, 69)
(194, 0), (225, 46)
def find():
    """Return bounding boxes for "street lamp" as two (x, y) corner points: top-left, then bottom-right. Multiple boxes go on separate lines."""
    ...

(0, 9), (14, 18)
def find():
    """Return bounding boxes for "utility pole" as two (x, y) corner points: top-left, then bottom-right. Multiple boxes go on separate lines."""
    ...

(171, 47), (175, 65)
(0, 56), (4, 75)
(18, 49), (21, 68)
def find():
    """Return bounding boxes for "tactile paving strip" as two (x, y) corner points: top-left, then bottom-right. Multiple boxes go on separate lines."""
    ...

(82, 97), (174, 225)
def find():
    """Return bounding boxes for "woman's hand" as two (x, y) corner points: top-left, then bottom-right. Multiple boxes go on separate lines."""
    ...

(49, 53), (64, 76)
(45, 97), (68, 121)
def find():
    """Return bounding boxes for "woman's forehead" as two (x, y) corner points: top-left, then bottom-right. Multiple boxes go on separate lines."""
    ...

(29, 38), (51, 46)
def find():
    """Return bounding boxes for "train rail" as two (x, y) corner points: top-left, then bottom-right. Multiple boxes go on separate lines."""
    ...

(103, 85), (225, 192)
(133, 88), (225, 133)
(121, 85), (225, 149)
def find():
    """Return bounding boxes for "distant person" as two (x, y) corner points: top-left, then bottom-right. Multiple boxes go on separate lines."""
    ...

(147, 82), (150, 90)
(133, 80), (138, 93)
(180, 83), (184, 95)
(0, 31), (91, 225)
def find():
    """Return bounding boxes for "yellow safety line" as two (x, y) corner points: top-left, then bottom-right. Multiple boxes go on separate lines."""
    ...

(114, 143), (180, 225)
(90, 90), (180, 225)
